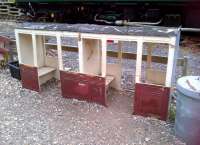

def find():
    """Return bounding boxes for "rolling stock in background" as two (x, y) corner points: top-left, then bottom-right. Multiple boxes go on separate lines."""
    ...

(0, 0), (200, 28)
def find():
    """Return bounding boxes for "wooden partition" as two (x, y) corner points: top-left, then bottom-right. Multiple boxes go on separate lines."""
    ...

(60, 36), (116, 106)
(80, 39), (102, 75)
(15, 26), (180, 113)
(17, 34), (34, 65)
(16, 32), (59, 92)
(133, 34), (180, 121)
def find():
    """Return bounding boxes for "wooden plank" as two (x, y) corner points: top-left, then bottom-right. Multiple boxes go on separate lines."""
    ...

(45, 45), (168, 63)
(20, 64), (40, 92)
(182, 56), (188, 76)
(118, 41), (122, 62)
(15, 31), (22, 64)
(146, 68), (166, 85)
(81, 39), (101, 75)
(78, 38), (83, 73)
(133, 83), (170, 121)
(38, 66), (55, 77)
(106, 63), (122, 90)
(60, 71), (106, 106)
(135, 40), (143, 83)
(101, 38), (107, 77)
(165, 32), (180, 87)
(147, 44), (153, 68)
(56, 34), (63, 70)
(44, 44), (185, 66)
(165, 43), (175, 87)
(32, 34), (38, 67)
(106, 75), (115, 86)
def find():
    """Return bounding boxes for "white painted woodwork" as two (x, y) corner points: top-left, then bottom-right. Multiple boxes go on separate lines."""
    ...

(106, 63), (122, 90)
(18, 34), (34, 65)
(38, 66), (56, 77)
(135, 40), (143, 83)
(106, 75), (115, 86)
(38, 72), (55, 86)
(56, 35), (63, 70)
(78, 37), (83, 73)
(37, 67), (56, 86)
(35, 35), (45, 67)
(32, 34), (38, 66)
(101, 38), (107, 77)
(165, 32), (180, 87)
(81, 38), (102, 76)
(45, 56), (60, 79)
(15, 27), (180, 89)
(15, 32), (22, 63)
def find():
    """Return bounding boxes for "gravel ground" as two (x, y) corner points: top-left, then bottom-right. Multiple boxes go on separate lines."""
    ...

(0, 69), (184, 145)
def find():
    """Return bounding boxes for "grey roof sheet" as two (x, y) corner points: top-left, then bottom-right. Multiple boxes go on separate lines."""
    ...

(17, 22), (179, 37)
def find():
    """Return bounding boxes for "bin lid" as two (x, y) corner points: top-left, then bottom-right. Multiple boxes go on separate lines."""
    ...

(177, 76), (200, 100)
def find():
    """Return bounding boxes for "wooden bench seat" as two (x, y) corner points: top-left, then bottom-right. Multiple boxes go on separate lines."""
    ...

(38, 67), (56, 77)
(106, 75), (115, 87)
(64, 67), (71, 71)
(38, 67), (56, 86)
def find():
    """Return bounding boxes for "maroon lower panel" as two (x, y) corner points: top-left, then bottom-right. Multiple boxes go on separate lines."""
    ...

(133, 83), (170, 121)
(60, 71), (106, 106)
(20, 64), (39, 92)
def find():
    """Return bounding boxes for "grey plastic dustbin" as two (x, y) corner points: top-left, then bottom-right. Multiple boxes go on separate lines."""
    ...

(175, 76), (200, 145)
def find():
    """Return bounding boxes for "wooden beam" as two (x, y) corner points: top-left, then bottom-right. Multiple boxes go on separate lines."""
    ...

(45, 44), (185, 65)
(56, 34), (63, 70)
(101, 38), (107, 77)
(32, 34), (38, 67)
(78, 37), (83, 73)
(15, 32), (21, 64)
(135, 40), (143, 83)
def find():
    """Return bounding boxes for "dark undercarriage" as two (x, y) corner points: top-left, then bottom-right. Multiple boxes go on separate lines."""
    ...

(17, 1), (200, 28)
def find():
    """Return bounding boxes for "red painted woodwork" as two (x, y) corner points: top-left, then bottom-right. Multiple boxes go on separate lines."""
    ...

(90, 76), (106, 106)
(0, 48), (9, 54)
(20, 64), (39, 92)
(133, 83), (170, 121)
(60, 71), (106, 106)
(107, 40), (114, 43)
(0, 36), (10, 55)
(0, 36), (10, 43)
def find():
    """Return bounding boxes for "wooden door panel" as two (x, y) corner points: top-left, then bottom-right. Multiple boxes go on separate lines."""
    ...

(90, 76), (106, 106)
(20, 64), (39, 92)
(60, 71), (91, 101)
(60, 71), (106, 106)
(134, 83), (170, 120)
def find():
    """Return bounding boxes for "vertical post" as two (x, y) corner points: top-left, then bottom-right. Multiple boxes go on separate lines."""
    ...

(101, 38), (107, 77)
(78, 34), (83, 73)
(15, 31), (22, 64)
(135, 39), (143, 83)
(147, 43), (153, 69)
(118, 41), (122, 64)
(32, 34), (38, 67)
(182, 56), (188, 76)
(56, 34), (63, 70)
(42, 36), (46, 65)
(165, 31), (180, 87)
